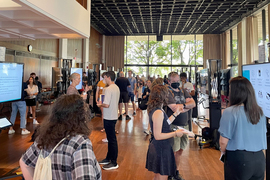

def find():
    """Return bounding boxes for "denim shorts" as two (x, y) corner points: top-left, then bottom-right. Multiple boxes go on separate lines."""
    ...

(128, 92), (135, 102)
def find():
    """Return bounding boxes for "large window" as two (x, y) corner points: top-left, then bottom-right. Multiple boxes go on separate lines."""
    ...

(125, 35), (204, 77)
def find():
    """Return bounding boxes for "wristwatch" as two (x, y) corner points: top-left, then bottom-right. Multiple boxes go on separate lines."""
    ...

(183, 103), (186, 108)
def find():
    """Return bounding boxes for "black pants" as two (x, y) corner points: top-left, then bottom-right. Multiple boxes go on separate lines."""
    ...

(225, 150), (265, 180)
(104, 119), (118, 164)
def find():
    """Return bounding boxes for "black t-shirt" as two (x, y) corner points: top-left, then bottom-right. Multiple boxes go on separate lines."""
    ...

(166, 86), (192, 126)
(115, 77), (130, 93)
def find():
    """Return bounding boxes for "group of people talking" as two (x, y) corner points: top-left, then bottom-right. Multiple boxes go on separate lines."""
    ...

(17, 69), (266, 180)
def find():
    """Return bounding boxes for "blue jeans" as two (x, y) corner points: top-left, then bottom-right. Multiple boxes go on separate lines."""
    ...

(10, 101), (26, 129)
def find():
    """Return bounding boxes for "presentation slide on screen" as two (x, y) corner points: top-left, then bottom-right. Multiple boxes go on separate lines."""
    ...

(0, 63), (23, 103)
(243, 63), (270, 118)
(70, 68), (82, 90)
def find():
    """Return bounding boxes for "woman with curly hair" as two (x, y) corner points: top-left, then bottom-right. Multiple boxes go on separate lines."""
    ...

(145, 85), (186, 180)
(19, 94), (101, 180)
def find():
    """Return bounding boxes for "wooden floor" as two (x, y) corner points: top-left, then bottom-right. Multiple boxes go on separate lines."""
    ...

(0, 104), (224, 180)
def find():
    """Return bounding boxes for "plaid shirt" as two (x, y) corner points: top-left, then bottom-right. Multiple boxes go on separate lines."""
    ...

(22, 135), (101, 180)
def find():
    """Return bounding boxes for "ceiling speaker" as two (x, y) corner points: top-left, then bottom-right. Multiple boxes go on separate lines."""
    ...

(157, 35), (163, 41)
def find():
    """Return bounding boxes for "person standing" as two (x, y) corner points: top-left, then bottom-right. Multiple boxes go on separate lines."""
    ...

(96, 72), (107, 132)
(127, 70), (137, 115)
(8, 82), (30, 135)
(67, 73), (88, 99)
(20, 94), (101, 180)
(219, 76), (266, 180)
(35, 76), (42, 112)
(115, 71), (131, 120)
(166, 72), (196, 180)
(137, 81), (145, 110)
(145, 85), (186, 180)
(82, 71), (88, 86)
(180, 72), (195, 131)
(25, 77), (39, 125)
(97, 71), (120, 170)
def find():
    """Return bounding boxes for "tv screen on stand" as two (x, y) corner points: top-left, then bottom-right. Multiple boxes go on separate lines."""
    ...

(242, 62), (270, 118)
(0, 62), (24, 103)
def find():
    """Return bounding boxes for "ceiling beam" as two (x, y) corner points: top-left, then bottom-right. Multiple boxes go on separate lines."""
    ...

(93, 5), (119, 34)
(173, 0), (188, 33)
(202, 2), (233, 33)
(158, 0), (163, 35)
(181, 1), (200, 33)
(137, 1), (147, 33)
(166, 0), (176, 33)
(211, 1), (249, 33)
(91, 13), (112, 34)
(125, 0), (140, 34)
(101, 0), (127, 34)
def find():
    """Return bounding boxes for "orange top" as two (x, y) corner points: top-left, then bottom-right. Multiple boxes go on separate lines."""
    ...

(97, 80), (106, 96)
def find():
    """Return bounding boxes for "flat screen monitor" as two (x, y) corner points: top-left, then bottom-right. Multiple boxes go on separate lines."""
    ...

(70, 68), (83, 90)
(242, 63), (270, 118)
(0, 62), (24, 103)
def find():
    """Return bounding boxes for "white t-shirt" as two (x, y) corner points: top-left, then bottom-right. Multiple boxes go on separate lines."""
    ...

(103, 84), (120, 120)
(26, 85), (38, 98)
(183, 82), (194, 94)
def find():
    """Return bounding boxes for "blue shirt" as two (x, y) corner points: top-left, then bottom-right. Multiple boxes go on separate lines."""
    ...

(218, 106), (267, 152)
(127, 77), (136, 93)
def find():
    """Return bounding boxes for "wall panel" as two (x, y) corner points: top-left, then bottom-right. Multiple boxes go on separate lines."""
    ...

(1, 39), (58, 57)
(67, 39), (82, 63)
(89, 27), (103, 65)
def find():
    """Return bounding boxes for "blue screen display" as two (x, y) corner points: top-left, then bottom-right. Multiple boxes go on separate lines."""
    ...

(242, 63), (270, 118)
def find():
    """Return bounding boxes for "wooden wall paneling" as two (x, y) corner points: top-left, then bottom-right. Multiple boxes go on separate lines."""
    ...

(4, 55), (14, 62)
(89, 27), (103, 65)
(15, 56), (40, 82)
(0, 39), (58, 57)
(67, 39), (83, 63)
(39, 60), (58, 88)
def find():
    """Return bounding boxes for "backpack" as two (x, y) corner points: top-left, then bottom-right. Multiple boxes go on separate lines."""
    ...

(33, 137), (68, 180)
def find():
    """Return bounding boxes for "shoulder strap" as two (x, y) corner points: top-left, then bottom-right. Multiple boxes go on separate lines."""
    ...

(48, 135), (69, 157)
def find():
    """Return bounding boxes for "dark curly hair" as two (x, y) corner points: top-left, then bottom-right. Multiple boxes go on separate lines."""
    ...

(36, 94), (91, 149)
(147, 85), (168, 113)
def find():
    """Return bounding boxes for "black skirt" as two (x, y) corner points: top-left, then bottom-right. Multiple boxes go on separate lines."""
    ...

(25, 98), (36, 106)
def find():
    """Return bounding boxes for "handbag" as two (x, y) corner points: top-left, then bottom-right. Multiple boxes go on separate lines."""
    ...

(139, 97), (148, 110)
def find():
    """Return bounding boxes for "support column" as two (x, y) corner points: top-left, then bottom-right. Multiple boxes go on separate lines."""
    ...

(102, 35), (106, 69)
(83, 38), (89, 71)
(59, 39), (68, 68)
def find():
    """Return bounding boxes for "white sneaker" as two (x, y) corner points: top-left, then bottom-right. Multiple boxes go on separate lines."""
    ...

(8, 129), (15, 134)
(21, 129), (30, 135)
(102, 138), (108, 143)
(33, 119), (39, 125)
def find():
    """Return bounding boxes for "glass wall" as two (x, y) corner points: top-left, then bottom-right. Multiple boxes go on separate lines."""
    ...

(125, 34), (204, 78)
(256, 8), (269, 62)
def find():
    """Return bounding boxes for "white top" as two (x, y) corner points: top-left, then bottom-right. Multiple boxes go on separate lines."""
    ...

(183, 82), (194, 94)
(103, 84), (120, 120)
(26, 85), (38, 98)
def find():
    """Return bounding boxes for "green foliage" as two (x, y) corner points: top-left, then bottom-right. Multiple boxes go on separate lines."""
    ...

(125, 38), (204, 76)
